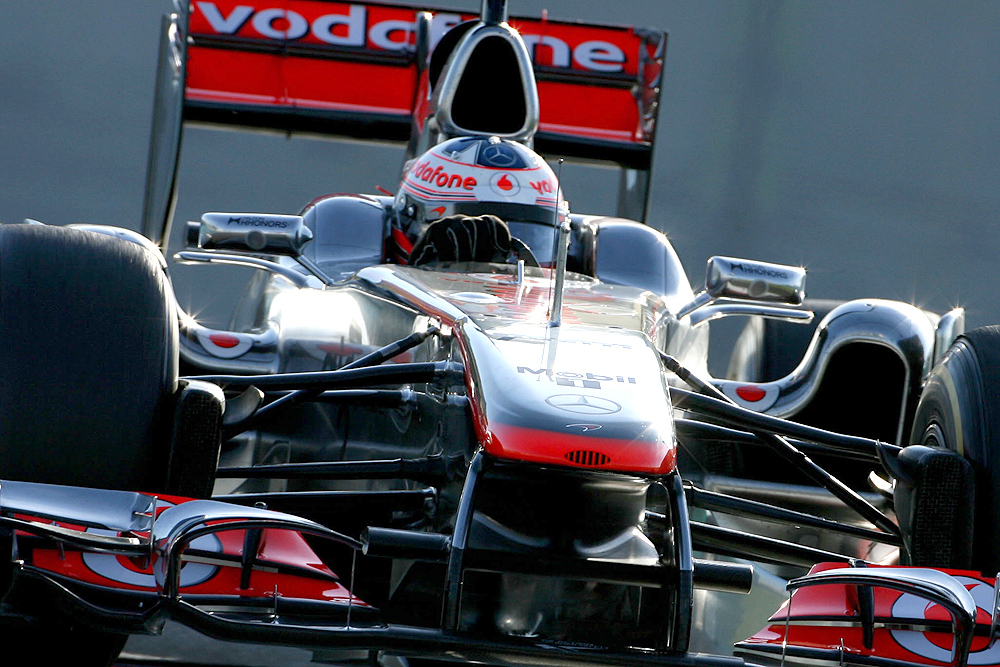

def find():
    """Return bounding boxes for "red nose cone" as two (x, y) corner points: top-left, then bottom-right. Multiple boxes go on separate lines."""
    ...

(209, 333), (240, 349)
(735, 385), (767, 402)
(497, 174), (514, 191)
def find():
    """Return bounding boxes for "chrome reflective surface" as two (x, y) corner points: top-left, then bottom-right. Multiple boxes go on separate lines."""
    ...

(178, 310), (280, 375)
(788, 567), (978, 667)
(703, 475), (888, 511)
(548, 218), (571, 327)
(688, 302), (813, 327)
(705, 256), (806, 305)
(991, 572), (1000, 649)
(432, 22), (539, 144)
(0, 479), (155, 535)
(174, 251), (315, 288)
(151, 499), (358, 598)
(198, 212), (313, 255)
(935, 307), (966, 364)
(140, 10), (185, 247)
(715, 299), (937, 442)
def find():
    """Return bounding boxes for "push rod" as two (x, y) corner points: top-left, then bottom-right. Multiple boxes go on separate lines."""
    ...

(661, 354), (900, 538)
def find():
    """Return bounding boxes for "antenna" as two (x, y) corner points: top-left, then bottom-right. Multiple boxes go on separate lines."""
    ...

(548, 159), (569, 328)
(481, 0), (508, 24)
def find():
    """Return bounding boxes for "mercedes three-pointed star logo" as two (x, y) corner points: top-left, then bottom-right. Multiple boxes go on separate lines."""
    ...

(481, 144), (518, 167)
(545, 394), (622, 415)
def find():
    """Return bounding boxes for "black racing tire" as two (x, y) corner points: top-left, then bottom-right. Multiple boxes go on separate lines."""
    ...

(0, 223), (178, 491)
(0, 224), (179, 665)
(908, 325), (1000, 571)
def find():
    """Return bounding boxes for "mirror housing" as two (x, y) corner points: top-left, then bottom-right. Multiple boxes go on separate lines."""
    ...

(705, 256), (805, 305)
(194, 212), (313, 256)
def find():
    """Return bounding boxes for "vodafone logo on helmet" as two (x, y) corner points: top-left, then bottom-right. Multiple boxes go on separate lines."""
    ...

(489, 173), (520, 196)
(193, 2), (628, 73)
(407, 159), (477, 191)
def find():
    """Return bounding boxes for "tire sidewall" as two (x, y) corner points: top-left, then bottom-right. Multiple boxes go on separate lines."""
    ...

(910, 330), (1000, 570)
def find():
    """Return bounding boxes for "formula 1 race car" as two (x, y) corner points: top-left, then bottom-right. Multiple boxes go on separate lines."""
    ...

(2, 2), (999, 667)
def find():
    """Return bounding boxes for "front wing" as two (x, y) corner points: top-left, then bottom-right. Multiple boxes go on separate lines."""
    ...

(1, 479), (743, 667)
(3, 479), (999, 667)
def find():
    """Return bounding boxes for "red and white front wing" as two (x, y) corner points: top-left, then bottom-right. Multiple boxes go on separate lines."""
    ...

(738, 562), (999, 667)
(2, 481), (370, 620)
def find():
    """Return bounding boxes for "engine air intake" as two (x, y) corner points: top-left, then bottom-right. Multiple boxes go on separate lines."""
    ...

(565, 450), (610, 467)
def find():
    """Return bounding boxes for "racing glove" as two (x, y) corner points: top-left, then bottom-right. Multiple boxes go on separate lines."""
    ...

(409, 214), (512, 266)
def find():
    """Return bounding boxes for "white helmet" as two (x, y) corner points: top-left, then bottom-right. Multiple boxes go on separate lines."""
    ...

(393, 136), (568, 262)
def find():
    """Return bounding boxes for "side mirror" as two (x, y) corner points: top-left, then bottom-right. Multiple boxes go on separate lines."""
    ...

(191, 212), (313, 256)
(705, 256), (805, 306)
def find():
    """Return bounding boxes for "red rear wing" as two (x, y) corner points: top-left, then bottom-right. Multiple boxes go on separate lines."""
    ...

(141, 1), (666, 244)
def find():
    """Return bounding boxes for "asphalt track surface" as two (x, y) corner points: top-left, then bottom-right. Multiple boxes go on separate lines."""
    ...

(119, 621), (316, 666)
(120, 623), (315, 666)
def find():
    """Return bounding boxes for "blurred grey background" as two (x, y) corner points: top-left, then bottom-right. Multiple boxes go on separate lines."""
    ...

(2, 1), (998, 374)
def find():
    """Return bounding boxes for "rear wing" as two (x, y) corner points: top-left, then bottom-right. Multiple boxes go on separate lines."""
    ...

(141, 1), (666, 246)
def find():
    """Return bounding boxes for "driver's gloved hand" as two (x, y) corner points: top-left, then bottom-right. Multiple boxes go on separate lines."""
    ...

(409, 214), (512, 266)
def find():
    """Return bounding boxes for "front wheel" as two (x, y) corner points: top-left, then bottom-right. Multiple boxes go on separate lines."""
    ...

(907, 326), (1000, 571)
(0, 224), (180, 667)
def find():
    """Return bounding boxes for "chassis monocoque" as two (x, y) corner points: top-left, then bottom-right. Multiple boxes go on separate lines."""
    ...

(2, 2), (1000, 667)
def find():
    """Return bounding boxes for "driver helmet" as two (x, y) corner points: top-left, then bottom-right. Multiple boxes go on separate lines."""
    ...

(392, 136), (568, 264)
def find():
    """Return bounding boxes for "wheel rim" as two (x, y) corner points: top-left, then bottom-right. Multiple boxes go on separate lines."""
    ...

(921, 422), (946, 449)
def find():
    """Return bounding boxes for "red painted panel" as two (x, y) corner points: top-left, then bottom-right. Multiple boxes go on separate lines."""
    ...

(485, 421), (676, 475)
(185, 1), (663, 145)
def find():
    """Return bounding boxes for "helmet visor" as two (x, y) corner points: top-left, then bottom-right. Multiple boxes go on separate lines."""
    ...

(507, 221), (559, 267)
